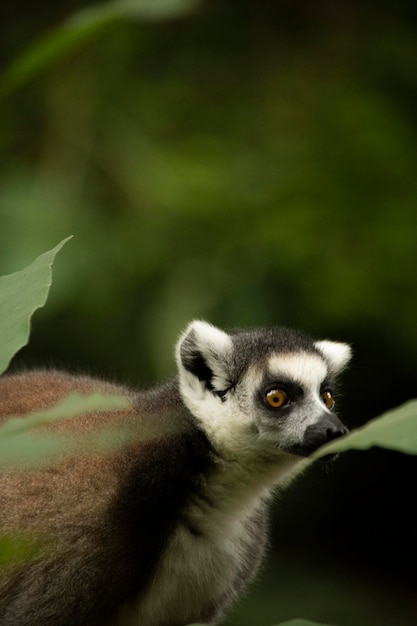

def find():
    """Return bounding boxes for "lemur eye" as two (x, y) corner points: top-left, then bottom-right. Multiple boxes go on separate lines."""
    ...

(265, 389), (288, 408)
(321, 390), (334, 410)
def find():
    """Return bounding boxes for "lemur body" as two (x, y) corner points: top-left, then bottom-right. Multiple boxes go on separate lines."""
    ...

(0, 321), (351, 626)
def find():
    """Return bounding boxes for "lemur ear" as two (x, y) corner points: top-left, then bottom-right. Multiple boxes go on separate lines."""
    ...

(315, 340), (352, 375)
(176, 320), (233, 394)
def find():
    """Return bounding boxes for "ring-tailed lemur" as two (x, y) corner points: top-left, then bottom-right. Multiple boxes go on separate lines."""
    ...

(0, 321), (351, 626)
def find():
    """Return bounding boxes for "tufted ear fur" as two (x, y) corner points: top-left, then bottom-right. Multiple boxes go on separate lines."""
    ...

(315, 340), (352, 376)
(176, 321), (233, 396)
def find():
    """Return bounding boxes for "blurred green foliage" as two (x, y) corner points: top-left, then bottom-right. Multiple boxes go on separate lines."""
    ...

(0, 0), (417, 624)
(1, 0), (416, 385)
(0, 535), (40, 570)
(0, 391), (131, 467)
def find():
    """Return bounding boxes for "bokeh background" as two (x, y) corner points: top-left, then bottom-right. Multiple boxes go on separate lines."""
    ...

(1, 0), (417, 624)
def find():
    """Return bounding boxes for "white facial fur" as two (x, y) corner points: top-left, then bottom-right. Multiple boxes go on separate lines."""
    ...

(267, 352), (328, 392)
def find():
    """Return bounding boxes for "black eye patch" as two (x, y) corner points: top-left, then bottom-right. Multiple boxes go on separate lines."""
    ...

(259, 376), (304, 404)
(319, 378), (332, 394)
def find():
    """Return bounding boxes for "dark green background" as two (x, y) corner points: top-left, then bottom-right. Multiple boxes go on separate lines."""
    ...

(1, 1), (416, 624)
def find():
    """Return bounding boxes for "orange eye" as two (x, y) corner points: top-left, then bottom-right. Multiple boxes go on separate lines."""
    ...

(321, 390), (334, 410)
(265, 389), (287, 408)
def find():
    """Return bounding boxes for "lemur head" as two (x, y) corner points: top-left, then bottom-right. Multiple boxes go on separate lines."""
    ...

(176, 321), (351, 463)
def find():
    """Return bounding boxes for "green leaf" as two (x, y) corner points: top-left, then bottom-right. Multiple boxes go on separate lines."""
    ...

(0, 392), (130, 467)
(313, 400), (417, 458)
(0, 392), (129, 436)
(0, 0), (200, 98)
(0, 237), (72, 376)
(0, 535), (40, 569)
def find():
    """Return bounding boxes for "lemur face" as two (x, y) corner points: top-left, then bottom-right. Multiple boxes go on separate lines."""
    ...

(240, 351), (348, 458)
(177, 321), (351, 463)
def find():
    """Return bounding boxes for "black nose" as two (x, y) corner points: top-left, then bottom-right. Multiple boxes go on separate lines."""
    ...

(298, 413), (349, 456)
(325, 422), (349, 441)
